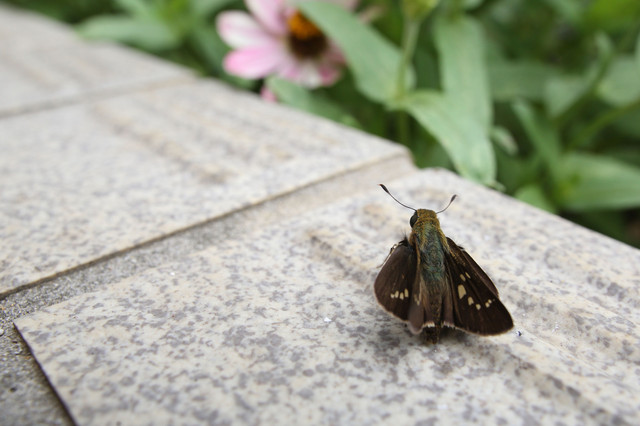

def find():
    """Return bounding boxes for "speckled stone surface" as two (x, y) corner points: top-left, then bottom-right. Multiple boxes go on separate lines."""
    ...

(15, 169), (640, 425)
(0, 4), (78, 53)
(0, 80), (404, 295)
(0, 5), (191, 117)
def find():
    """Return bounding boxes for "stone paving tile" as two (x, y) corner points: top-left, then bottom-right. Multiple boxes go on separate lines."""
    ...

(0, 80), (404, 295)
(0, 4), (78, 53)
(0, 4), (191, 117)
(0, 42), (192, 117)
(0, 158), (412, 426)
(15, 169), (640, 425)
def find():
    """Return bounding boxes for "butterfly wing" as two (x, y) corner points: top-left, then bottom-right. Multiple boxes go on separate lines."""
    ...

(445, 237), (513, 335)
(374, 238), (417, 321)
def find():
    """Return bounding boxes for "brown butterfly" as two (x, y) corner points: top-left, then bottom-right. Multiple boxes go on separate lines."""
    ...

(374, 185), (513, 343)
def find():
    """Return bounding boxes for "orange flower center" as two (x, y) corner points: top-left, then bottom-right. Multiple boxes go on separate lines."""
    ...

(287, 11), (327, 58)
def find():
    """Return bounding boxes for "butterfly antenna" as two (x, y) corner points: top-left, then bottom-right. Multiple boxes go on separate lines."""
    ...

(379, 184), (416, 211)
(435, 195), (457, 214)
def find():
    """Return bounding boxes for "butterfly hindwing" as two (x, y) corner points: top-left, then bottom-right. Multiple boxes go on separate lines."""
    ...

(374, 238), (417, 321)
(445, 237), (513, 335)
(407, 269), (428, 334)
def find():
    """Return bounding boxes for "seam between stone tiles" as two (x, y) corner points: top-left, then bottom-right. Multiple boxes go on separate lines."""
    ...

(7, 329), (77, 425)
(1, 152), (412, 304)
(0, 73), (196, 120)
(243, 150), (413, 210)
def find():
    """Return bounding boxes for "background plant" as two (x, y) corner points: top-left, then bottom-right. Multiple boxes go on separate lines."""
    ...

(5, 0), (640, 247)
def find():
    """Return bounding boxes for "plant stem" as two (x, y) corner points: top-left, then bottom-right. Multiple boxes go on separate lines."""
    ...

(395, 16), (421, 147)
(556, 18), (640, 132)
(568, 97), (640, 150)
(554, 48), (613, 131)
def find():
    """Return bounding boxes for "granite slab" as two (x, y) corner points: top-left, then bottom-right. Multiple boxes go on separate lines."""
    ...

(0, 4), (78, 53)
(0, 80), (405, 295)
(0, 41), (192, 117)
(0, 157), (412, 426)
(15, 169), (640, 425)
(0, 3), (191, 117)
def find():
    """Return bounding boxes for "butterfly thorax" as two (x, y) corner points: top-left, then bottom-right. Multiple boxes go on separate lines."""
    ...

(410, 209), (450, 304)
(411, 210), (449, 277)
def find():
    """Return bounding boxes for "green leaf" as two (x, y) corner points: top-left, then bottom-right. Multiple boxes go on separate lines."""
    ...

(399, 90), (496, 184)
(636, 32), (640, 72)
(114, 0), (153, 18)
(489, 61), (557, 102)
(490, 126), (518, 155)
(298, 1), (413, 103)
(544, 73), (589, 119)
(434, 15), (491, 130)
(463, 0), (483, 9)
(606, 146), (640, 168)
(495, 149), (539, 193)
(584, 0), (640, 32)
(190, 0), (236, 17)
(515, 184), (557, 213)
(544, 33), (613, 120)
(544, 0), (582, 24)
(598, 56), (640, 106)
(77, 16), (180, 51)
(265, 77), (360, 128)
(614, 108), (640, 138)
(512, 100), (561, 172)
(556, 153), (640, 211)
(189, 23), (226, 72)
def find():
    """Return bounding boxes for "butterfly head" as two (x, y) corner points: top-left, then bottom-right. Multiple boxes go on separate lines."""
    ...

(379, 184), (457, 229)
(410, 209), (439, 228)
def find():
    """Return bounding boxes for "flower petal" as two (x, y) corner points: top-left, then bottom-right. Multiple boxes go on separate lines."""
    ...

(316, 61), (342, 86)
(297, 62), (325, 88)
(277, 58), (330, 88)
(276, 55), (307, 84)
(246, 0), (288, 35)
(260, 85), (278, 102)
(217, 11), (274, 49)
(324, 41), (346, 64)
(223, 41), (288, 79)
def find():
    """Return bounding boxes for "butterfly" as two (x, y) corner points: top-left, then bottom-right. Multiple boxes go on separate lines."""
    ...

(374, 185), (513, 343)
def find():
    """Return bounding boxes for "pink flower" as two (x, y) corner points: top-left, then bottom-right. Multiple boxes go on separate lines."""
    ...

(217, 0), (356, 89)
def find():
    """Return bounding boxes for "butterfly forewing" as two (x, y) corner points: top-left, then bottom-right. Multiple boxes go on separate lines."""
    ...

(447, 237), (499, 297)
(374, 238), (417, 321)
(445, 238), (513, 335)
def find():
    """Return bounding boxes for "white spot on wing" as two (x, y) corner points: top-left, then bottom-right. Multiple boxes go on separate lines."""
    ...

(458, 284), (466, 299)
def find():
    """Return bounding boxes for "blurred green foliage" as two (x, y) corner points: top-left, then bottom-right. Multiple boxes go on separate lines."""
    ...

(5, 0), (640, 247)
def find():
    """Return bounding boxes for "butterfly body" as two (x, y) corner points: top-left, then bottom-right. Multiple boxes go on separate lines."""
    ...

(374, 187), (513, 344)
